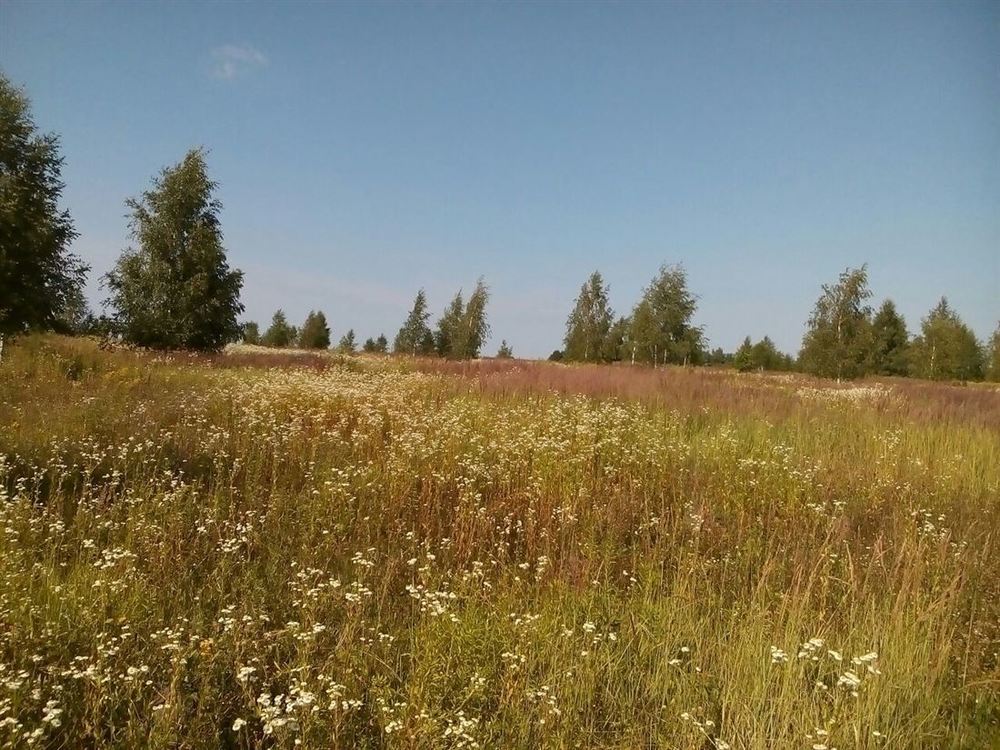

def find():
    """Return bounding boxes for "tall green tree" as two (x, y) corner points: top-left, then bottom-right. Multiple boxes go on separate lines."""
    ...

(798, 265), (873, 380)
(564, 271), (613, 362)
(104, 149), (243, 350)
(435, 291), (465, 357)
(262, 309), (295, 347)
(869, 299), (910, 376)
(909, 298), (983, 381)
(986, 322), (1000, 382)
(627, 298), (658, 365)
(496, 340), (513, 359)
(337, 328), (356, 354)
(732, 336), (755, 371)
(298, 310), (331, 349)
(433, 280), (490, 359)
(0, 74), (86, 358)
(394, 289), (434, 355)
(752, 336), (791, 371)
(455, 278), (490, 359)
(627, 264), (703, 365)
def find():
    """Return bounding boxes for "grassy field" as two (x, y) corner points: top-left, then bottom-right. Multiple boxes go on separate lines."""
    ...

(1, 335), (998, 749)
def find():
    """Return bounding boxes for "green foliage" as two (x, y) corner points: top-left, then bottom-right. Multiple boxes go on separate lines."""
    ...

(104, 149), (243, 350)
(496, 340), (513, 359)
(626, 265), (703, 366)
(55, 283), (92, 335)
(0, 74), (86, 340)
(394, 289), (434, 355)
(909, 298), (983, 381)
(240, 321), (260, 345)
(734, 335), (793, 372)
(987, 323), (1000, 383)
(362, 334), (389, 354)
(434, 280), (491, 360)
(732, 336), (754, 371)
(298, 310), (331, 349)
(262, 309), (295, 347)
(75, 313), (113, 339)
(337, 328), (356, 354)
(706, 347), (731, 366)
(869, 300), (910, 376)
(454, 278), (490, 359)
(434, 291), (464, 357)
(754, 337), (793, 371)
(564, 271), (613, 362)
(602, 316), (630, 362)
(548, 349), (564, 362)
(799, 265), (873, 380)
(627, 299), (657, 365)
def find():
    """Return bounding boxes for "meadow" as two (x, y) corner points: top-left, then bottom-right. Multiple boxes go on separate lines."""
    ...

(0, 335), (997, 749)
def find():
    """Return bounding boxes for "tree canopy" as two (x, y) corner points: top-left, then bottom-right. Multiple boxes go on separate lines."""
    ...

(909, 298), (983, 381)
(298, 310), (331, 349)
(430, 279), (491, 359)
(262, 309), (295, 347)
(454, 279), (490, 359)
(564, 271), (613, 362)
(870, 300), (909, 376)
(104, 148), (243, 350)
(0, 73), (86, 347)
(394, 290), (434, 355)
(986, 323), (1000, 383)
(799, 265), (873, 380)
(434, 291), (465, 358)
(627, 265), (703, 365)
(362, 333), (389, 354)
(337, 329), (356, 354)
(732, 335), (792, 372)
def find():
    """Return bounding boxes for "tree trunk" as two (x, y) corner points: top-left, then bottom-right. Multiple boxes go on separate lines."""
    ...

(0, 333), (4, 363)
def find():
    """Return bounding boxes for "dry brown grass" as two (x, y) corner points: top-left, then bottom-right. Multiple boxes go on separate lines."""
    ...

(404, 356), (1000, 429)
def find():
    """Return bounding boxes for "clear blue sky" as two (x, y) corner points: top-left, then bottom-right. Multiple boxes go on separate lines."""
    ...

(3, 0), (998, 357)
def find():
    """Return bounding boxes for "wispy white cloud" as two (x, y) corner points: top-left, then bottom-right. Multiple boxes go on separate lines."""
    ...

(210, 44), (268, 80)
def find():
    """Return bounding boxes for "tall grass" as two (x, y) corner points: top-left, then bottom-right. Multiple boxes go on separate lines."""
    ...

(0, 335), (997, 748)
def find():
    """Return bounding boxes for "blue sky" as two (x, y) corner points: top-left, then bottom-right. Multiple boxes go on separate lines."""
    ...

(3, 0), (997, 357)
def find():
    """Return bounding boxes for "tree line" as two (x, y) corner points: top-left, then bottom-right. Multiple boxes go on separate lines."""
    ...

(560, 267), (703, 366)
(556, 264), (1000, 381)
(3, 72), (998, 379)
(240, 278), (495, 360)
(797, 265), (991, 381)
(1, 74), (511, 361)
